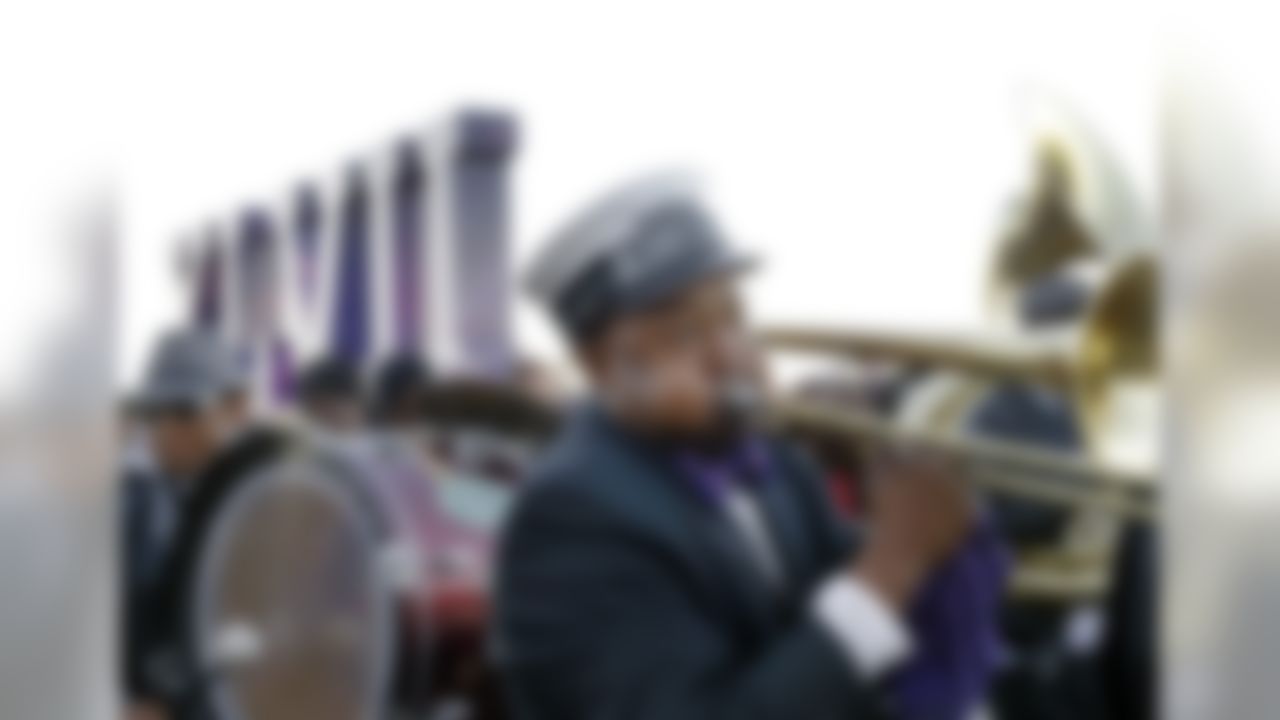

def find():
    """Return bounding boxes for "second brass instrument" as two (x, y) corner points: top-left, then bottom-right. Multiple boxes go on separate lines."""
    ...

(765, 253), (1158, 522)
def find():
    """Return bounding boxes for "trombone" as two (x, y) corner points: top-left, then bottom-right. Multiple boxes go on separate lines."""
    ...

(764, 253), (1158, 522)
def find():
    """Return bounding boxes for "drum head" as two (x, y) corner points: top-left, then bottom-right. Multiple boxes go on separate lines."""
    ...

(190, 453), (395, 720)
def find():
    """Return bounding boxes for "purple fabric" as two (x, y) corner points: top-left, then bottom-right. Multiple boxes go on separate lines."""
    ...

(673, 439), (771, 506)
(393, 142), (427, 354)
(237, 209), (278, 342)
(892, 513), (1011, 720)
(193, 242), (222, 331)
(674, 440), (1010, 720)
(294, 184), (323, 307)
(331, 173), (371, 364)
(393, 187), (423, 352)
(269, 336), (296, 402)
(449, 111), (518, 379)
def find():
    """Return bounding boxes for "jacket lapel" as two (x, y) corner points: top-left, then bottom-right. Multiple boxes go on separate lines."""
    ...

(574, 407), (780, 634)
(754, 444), (817, 590)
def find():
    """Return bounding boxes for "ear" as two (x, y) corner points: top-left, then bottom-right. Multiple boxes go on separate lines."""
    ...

(576, 328), (649, 424)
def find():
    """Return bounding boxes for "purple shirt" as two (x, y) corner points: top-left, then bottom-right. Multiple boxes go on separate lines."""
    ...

(892, 513), (1010, 720)
(672, 439), (772, 507)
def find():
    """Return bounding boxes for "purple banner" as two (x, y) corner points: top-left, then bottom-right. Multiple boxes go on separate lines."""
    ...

(330, 168), (372, 364)
(392, 140), (428, 356)
(449, 109), (519, 379)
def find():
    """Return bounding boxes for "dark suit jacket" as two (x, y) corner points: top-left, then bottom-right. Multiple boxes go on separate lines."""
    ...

(495, 404), (893, 720)
(121, 466), (180, 700)
(120, 426), (288, 720)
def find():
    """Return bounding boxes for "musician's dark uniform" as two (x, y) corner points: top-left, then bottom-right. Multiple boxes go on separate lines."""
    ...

(495, 402), (893, 720)
(120, 329), (286, 719)
(121, 425), (287, 719)
(121, 461), (183, 703)
(493, 177), (921, 720)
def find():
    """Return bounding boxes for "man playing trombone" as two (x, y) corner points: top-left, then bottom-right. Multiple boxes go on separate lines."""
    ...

(495, 174), (1009, 720)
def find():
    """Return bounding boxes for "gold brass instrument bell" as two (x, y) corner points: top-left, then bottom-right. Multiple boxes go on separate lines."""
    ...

(761, 105), (1156, 601)
(987, 98), (1151, 329)
(764, 99), (1157, 526)
(764, 252), (1158, 522)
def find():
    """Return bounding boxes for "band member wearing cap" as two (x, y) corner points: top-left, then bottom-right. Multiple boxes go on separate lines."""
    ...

(297, 356), (364, 432)
(971, 271), (1155, 720)
(496, 175), (1007, 720)
(121, 329), (243, 720)
(368, 353), (432, 428)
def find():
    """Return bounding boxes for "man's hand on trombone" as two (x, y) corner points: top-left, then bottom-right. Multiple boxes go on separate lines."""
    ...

(853, 450), (976, 610)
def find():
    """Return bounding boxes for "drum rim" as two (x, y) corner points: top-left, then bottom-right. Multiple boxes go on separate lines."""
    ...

(189, 449), (399, 720)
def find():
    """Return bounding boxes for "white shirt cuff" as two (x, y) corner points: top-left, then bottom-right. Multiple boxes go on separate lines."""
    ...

(812, 574), (914, 679)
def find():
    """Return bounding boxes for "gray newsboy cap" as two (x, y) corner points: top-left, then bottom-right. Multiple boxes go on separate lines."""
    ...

(134, 329), (233, 411)
(524, 173), (755, 340)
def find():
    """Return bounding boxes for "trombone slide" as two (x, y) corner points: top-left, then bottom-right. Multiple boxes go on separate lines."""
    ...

(772, 399), (1155, 521)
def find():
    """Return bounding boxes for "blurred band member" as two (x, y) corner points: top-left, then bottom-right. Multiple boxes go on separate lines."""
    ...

(368, 353), (431, 427)
(297, 356), (363, 431)
(972, 272), (1088, 543)
(496, 175), (1008, 720)
(976, 271), (1154, 720)
(966, 270), (1155, 720)
(968, 273), (1097, 719)
(121, 330), (236, 720)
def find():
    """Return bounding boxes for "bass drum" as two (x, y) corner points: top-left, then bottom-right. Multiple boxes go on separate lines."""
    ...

(183, 433), (471, 720)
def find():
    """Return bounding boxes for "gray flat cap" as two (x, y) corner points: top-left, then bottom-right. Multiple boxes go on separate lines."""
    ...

(213, 337), (250, 394)
(525, 172), (755, 340)
(135, 329), (231, 411)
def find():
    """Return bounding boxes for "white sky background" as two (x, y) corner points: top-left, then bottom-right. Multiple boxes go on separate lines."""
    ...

(0, 0), (1158, 394)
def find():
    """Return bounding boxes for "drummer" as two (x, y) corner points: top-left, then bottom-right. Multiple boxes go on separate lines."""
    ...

(120, 329), (241, 720)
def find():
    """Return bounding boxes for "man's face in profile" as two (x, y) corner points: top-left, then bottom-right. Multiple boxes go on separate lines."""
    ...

(147, 403), (224, 481)
(583, 273), (765, 445)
